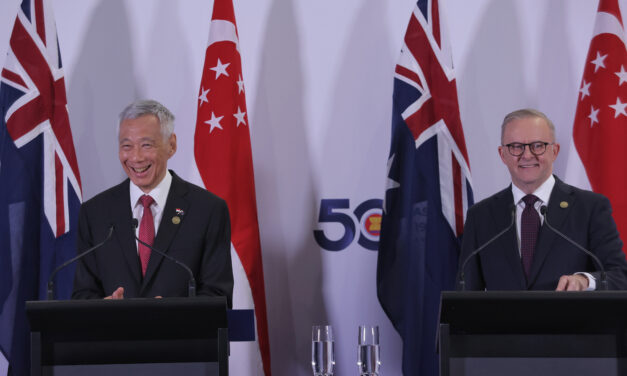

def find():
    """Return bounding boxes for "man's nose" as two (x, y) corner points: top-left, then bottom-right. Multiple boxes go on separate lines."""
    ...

(521, 144), (535, 159)
(129, 147), (143, 160)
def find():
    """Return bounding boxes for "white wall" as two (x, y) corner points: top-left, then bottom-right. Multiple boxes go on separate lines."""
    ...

(0, 0), (621, 375)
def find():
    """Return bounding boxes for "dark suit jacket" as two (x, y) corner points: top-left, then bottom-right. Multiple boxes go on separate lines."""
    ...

(72, 171), (233, 306)
(459, 176), (627, 290)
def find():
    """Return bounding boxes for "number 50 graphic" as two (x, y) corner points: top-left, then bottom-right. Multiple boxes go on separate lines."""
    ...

(313, 198), (383, 251)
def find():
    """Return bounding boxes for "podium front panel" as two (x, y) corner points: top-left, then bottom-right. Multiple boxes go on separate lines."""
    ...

(439, 291), (627, 376)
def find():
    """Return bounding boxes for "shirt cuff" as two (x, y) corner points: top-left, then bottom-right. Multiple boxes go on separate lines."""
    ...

(576, 272), (596, 291)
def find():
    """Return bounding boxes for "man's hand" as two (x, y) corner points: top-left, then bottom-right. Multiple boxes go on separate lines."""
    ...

(105, 287), (125, 299)
(555, 274), (589, 291)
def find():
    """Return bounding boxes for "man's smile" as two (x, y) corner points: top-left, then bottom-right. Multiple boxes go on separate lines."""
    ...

(130, 165), (151, 174)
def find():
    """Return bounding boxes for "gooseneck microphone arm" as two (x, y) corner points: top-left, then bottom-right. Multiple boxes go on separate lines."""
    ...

(47, 225), (115, 300)
(132, 219), (196, 297)
(458, 205), (516, 291)
(540, 206), (608, 291)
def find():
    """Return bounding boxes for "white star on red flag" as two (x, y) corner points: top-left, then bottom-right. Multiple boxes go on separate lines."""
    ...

(210, 58), (230, 79)
(198, 86), (210, 106)
(615, 65), (627, 85)
(237, 75), (245, 93)
(579, 80), (591, 99)
(233, 106), (246, 127)
(205, 112), (224, 132)
(609, 97), (627, 118)
(591, 51), (608, 72)
(588, 106), (600, 127)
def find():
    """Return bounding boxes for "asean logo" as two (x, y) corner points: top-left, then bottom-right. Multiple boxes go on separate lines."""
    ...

(314, 198), (383, 251)
(363, 212), (381, 237)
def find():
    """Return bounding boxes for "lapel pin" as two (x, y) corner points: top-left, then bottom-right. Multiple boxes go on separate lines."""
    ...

(560, 201), (569, 209)
(172, 216), (181, 225)
(175, 208), (185, 216)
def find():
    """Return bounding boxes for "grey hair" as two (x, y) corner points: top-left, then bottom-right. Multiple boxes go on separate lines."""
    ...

(117, 99), (175, 139)
(500, 108), (555, 143)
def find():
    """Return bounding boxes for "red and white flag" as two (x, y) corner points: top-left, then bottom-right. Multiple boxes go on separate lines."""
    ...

(569, 0), (627, 252)
(193, 1), (271, 374)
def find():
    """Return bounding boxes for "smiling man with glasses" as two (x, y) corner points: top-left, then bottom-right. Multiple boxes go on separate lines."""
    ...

(459, 109), (627, 291)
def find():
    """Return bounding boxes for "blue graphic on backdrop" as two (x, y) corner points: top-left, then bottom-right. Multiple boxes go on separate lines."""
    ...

(314, 198), (382, 251)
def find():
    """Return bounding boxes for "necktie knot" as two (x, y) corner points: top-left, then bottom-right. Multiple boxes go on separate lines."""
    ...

(140, 194), (154, 209)
(522, 194), (539, 207)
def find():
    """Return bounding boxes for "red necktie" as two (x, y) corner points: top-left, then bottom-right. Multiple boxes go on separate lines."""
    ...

(139, 195), (155, 276)
(521, 194), (540, 278)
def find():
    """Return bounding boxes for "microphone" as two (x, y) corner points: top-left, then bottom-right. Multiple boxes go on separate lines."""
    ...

(458, 205), (516, 290)
(47, 225), (115, 300)
(540, 206), (608, 290)
(132, 219), (196, 297)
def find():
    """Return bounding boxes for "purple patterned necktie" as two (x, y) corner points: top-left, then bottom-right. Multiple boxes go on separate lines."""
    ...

(521, 194), (541, 278)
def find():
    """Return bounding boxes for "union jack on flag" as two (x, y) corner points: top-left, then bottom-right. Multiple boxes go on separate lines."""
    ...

(0, 0), (81, 374)
(1, 0), (82, 235)
(377, 0), (473, 375)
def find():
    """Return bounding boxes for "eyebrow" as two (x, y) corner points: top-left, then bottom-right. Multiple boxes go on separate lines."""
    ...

(119, 137), (156, 144)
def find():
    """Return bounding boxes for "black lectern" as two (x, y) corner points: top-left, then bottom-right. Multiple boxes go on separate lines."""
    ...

(439, 291), (627, 376)
(26, 297), (228, 376)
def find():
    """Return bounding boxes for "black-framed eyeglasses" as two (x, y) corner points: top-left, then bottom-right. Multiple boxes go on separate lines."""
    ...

(503, 142), (554, 156)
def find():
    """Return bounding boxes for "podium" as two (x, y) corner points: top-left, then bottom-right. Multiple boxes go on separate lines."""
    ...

(439, 291), (627, 376)
(26, 297), (229, 376)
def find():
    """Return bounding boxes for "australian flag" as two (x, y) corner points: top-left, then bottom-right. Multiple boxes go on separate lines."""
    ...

(0, 0), (82, 374)
(377, 1), (473, 375)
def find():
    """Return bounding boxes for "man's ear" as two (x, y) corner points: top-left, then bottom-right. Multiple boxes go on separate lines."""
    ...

(169, 133), (177, 156)
(498, 145), (506, 163)
(551, 142), (560, 160)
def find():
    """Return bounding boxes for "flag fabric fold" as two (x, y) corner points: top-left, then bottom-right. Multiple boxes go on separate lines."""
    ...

(570, 0), (627, 250)
(0, 0), (82, 374)
(377, 1), (473, 375)
(193, 0), (271, 375)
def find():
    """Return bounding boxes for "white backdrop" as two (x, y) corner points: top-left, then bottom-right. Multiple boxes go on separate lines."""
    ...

(1, 1), (624, 375)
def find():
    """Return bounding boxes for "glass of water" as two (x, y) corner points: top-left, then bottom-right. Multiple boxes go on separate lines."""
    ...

(312, 325), (335, 376)
(357, 325), (380, 376)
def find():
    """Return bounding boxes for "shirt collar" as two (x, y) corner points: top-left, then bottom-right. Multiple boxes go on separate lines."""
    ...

(130, 170), (172, 209)
(511, 174), (555, 207)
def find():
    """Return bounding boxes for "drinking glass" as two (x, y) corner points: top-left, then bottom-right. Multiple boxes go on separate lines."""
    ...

(312, 325), (335, 376)
(357, 325), (380, 376)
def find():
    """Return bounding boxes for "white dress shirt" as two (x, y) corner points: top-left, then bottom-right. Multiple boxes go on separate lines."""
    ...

(510, 175), (595, 290)
(129, 170), (173, 253)
(511, 175), (555, 252)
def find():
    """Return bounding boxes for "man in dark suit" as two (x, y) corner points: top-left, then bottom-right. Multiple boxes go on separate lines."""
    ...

(460, 109), (627, 291)
(72, 99), (233, 305)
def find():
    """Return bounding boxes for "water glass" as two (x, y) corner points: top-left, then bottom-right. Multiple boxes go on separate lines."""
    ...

(312, 325), (335, 376)
(357, 325), (380, 375)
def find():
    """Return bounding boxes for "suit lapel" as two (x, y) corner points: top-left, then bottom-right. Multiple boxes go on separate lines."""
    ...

(110, 180), (142, 286)
(141, 172), (189, 291)
(489, 187), (527, 289)
(527, 177), (574, 286)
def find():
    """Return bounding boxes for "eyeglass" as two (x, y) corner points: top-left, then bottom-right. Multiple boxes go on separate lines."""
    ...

(503, 142), (554, 156)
